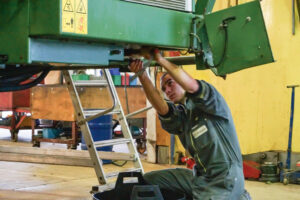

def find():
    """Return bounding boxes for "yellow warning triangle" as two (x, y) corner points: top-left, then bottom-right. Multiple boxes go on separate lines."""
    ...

(77, 0), (86, 14)
(64, 0), (73, 12)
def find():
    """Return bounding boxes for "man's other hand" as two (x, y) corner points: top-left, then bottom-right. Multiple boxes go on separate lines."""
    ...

(129, 59), (143, 74)
(140, 48), (163, 63)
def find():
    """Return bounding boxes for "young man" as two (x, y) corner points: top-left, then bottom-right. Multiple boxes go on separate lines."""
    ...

(129, 51), (250, 200)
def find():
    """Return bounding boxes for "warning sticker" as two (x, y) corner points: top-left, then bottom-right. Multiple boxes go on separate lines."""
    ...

(62, 0), (88, 34)
(75, 0), (88, 34)
(63, 0), (74, 12)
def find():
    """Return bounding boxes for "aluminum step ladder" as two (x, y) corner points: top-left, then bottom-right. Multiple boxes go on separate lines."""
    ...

(62, 69), (144, 190)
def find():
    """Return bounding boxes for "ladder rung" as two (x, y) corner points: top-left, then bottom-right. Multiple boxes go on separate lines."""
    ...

(74, 80), (107, 86)
(105, 168), (143, 179)
(94, 138), (131, 148)
(83, 109), (121, 116)
(99, 151), (136, 161)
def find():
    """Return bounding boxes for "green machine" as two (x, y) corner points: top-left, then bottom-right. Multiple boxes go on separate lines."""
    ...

(0, 0), (273, 91)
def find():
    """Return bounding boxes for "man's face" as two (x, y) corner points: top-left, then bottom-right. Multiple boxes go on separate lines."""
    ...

(161, 74), (185, 103)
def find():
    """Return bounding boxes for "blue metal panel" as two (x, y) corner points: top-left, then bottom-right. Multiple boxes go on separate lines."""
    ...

(29, 38), (124, 65)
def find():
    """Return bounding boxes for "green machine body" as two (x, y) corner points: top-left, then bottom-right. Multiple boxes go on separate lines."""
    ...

(0, 0), (273, 76)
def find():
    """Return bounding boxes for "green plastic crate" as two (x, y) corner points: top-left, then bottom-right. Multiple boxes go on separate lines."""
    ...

(112, 75), (121, 86)
(72, 74), (90, 81)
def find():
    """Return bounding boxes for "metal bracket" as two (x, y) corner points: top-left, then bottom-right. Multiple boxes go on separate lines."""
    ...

(190, 15), (205, 53)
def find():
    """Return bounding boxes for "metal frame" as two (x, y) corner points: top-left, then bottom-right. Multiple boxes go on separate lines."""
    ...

(63, 69), (144, 185)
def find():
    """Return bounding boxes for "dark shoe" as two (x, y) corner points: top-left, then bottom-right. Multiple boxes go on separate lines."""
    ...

(240, 190), (251, 200)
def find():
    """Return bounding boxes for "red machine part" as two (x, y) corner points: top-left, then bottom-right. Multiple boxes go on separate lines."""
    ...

(0, 90), (30, 110)
(243, 160), (261, 179)
(181, 157), (196, 169)
(0, 77), (40, 109)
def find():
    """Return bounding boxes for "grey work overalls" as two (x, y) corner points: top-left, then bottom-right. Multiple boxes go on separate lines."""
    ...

(144, 80), (248, 200)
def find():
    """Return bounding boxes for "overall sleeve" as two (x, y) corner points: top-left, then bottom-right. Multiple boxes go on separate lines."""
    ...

(186, 80), (231, 120)
(158, 101), (185, 135)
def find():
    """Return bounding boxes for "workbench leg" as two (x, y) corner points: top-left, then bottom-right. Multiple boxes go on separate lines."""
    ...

(136, 119), (147, 154)
(68, 122), (78, 149)
(31, 119), (40, 147)
(31, 119), (35, 143)
(10, 111), (18, 142)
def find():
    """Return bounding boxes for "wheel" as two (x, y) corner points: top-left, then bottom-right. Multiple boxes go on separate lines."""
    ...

(136, 139), (146, 154)
(32, 141), (40, 147)
(10, 129), (19, 142)
(283, 177), (289, 185)
(67, 144), (77, 150)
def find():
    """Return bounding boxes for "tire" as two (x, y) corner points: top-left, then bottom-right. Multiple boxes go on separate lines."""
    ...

(10, 129), (19, 142)
(32, 141), (40, 147)
(283, 177), (289, 185)
(136, 139), (146, 154)
(67, 144), (77, 150)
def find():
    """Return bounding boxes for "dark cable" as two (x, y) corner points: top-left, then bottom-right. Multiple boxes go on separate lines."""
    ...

(205, 16), (236, 68)
(0, 65), (47, 76)
(1, 73), (33, 85)
(0, 68), (51, 92)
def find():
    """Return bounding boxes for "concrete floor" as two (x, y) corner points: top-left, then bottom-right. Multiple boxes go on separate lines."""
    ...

(0, 129), (300, 200)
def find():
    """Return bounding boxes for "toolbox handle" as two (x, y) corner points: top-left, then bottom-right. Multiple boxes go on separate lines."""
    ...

(131, 185), (164, 200)
(115, 172), (146, 189)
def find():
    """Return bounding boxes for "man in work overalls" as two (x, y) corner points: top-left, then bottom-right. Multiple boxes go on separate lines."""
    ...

(129, 50), (251, 200)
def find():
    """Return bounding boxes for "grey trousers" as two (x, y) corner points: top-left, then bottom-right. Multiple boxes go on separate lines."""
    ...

(143, 168), (251, 200)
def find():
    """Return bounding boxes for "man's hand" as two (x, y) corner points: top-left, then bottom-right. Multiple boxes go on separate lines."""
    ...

(140, 48), (164, 63)
(129, 59), (143, 74)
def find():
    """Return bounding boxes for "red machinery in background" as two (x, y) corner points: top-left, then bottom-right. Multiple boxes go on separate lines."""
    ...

(243, 160), (261, 179)
(0, 88), (32, 142)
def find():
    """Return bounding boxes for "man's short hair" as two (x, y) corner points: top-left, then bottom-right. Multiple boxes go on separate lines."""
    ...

(160, 72), (169, 91)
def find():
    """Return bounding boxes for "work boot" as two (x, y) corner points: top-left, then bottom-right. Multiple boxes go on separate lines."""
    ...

(240, 190), (251, 200)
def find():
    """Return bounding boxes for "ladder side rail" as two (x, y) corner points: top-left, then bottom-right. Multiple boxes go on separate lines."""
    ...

(62, 70), (108, 184)
(103, 69), (144, 173)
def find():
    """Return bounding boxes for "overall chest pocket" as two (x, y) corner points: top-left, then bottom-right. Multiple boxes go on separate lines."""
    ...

(191, 120), (213, 149)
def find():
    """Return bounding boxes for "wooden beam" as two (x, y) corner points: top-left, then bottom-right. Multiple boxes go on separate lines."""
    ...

(0, 145), (135, 167)
(0, 152), (93, 167)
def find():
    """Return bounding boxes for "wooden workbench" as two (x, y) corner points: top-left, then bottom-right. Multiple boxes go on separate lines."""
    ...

(30, 84), (147, 148)
(31, 85), (147, 121)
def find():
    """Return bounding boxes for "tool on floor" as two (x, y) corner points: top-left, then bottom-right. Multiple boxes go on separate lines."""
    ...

(62, 69), (144, 191)
(280, 84), (300, 185)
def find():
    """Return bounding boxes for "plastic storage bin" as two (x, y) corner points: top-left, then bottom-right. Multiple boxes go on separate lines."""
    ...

(42, 128), (62, 139)
(112, 75), (121, 85)
(109, 68), (120, 75)
(81, 115), (112, 164)
(72, 74), (89, 81)
(121, 73), (130, 86)
(129, 76), (137, 86)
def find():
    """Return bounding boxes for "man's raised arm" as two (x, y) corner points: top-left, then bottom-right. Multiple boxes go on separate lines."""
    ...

(129, 60), (169, 116)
